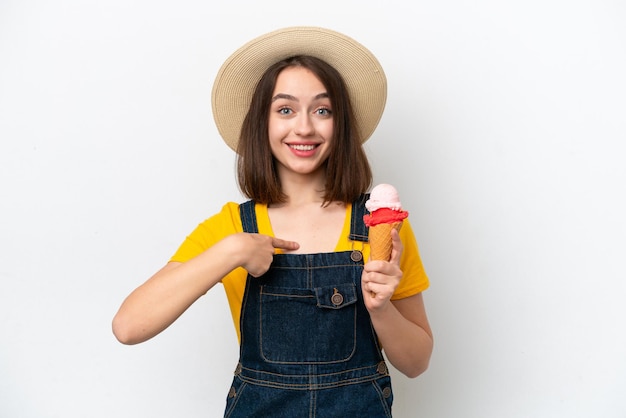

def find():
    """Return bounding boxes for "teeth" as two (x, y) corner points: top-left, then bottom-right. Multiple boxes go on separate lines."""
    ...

(290, 144), (316, 151)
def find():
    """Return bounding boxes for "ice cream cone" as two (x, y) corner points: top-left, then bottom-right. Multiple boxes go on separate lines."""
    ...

(368, 221), (403, 261)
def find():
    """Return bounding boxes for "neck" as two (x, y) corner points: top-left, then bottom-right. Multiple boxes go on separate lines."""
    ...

(275, 167), (327, 207)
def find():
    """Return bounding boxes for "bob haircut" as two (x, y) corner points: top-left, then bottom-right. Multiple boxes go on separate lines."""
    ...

(237, 55), (373, 205)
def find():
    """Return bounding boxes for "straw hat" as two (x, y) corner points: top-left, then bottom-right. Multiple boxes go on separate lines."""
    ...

(211, 26), (387, 152)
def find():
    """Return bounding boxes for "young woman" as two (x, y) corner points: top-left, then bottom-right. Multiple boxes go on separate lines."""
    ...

(113, 26), (433, 417)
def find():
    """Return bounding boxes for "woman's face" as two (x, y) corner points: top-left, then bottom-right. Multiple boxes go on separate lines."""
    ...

(268, 66), (334, 180)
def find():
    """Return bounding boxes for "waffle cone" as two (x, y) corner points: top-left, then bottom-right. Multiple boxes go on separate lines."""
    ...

(368, 221), (403, 260)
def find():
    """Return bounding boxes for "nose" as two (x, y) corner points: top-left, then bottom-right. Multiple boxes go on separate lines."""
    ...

(294, 113), (315, 136)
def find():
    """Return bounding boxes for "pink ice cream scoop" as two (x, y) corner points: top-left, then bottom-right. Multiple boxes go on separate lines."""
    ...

(363, 184), (409, 227)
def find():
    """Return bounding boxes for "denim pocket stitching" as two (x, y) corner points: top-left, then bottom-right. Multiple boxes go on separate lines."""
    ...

(259, 284), (357, 364)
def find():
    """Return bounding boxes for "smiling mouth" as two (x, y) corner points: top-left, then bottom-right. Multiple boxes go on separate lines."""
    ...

(289, 144), (318, 151)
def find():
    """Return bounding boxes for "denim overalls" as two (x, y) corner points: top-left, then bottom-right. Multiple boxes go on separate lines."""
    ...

(224, 196), (394, 417)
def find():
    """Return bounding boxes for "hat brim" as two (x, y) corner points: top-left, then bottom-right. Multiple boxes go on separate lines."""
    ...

(211, 26), (387, 152)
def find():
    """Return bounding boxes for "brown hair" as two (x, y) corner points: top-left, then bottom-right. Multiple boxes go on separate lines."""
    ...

(237, 55), (372, 205)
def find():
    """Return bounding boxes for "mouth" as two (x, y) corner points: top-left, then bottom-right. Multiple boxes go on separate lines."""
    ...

(288, 143), (319, 151)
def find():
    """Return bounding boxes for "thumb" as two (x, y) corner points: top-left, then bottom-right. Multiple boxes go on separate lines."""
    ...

(389, 228), (403, 264)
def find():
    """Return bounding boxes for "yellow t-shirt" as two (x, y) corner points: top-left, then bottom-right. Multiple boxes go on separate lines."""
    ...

(170, 202), (429, 342)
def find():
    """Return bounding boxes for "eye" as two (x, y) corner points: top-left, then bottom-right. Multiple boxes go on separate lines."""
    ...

(315, 107), (332, 117)
(278, 107), (292, 115)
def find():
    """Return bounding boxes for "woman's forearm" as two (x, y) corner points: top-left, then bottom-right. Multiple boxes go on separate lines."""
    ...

(369, 293), (433, 378)
(111, 236), (243, 345)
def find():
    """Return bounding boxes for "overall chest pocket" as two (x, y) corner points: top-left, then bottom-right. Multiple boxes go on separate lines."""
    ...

(259, 283), (357, 364)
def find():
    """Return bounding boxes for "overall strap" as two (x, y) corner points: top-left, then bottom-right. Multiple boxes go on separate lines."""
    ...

(349, 193), (370, 242)
(239, 200), (259, 234)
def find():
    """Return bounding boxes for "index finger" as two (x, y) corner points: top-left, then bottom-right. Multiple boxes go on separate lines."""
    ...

(272, 237), (300, 251)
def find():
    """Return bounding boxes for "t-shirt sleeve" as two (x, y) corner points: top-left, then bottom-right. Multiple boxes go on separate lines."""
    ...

(391, 219), (430, 300)
(169, 202), (243, 263)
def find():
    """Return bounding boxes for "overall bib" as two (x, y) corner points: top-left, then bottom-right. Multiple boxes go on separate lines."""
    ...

(224, 196), (393, 417)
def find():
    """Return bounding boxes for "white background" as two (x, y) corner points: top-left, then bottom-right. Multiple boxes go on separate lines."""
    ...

(1, 0), (625, 417)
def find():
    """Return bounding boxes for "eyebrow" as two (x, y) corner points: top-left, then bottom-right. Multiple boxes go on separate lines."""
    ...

(271, 92), (329, 102)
